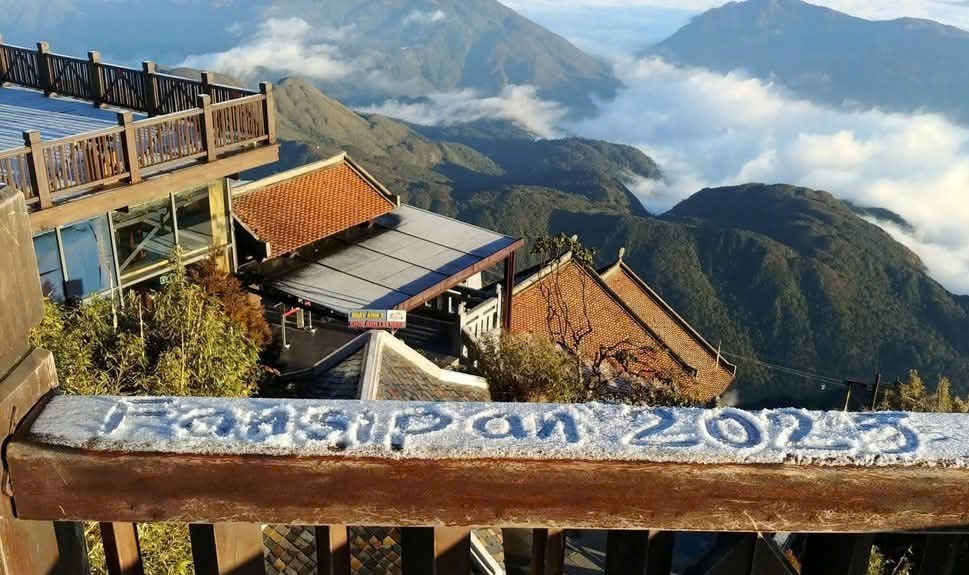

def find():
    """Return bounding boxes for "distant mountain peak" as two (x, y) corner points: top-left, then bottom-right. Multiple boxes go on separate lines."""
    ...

(649, 0), (969, 122)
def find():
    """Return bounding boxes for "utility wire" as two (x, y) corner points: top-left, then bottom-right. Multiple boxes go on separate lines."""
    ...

(720, 351), (848, 387)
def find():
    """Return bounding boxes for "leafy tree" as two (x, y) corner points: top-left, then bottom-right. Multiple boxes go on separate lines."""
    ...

(189, 255), (272, 349)
(879, 370), (969, 413)
(32, 253), (264, 575)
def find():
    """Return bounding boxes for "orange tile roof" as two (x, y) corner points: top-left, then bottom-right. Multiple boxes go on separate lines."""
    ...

(601, 261), (736, 399)
(510, 258), (724, 401)
(233, 156), (397, 257)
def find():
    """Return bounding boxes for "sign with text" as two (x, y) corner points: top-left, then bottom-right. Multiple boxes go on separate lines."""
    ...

(349, 309), (407, 329)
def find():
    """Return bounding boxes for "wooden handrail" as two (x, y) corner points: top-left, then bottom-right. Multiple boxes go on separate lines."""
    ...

(6, 395), (969, 533)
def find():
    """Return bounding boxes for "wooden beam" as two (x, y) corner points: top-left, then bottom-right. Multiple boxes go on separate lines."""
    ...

(189, 523), (264, 575)
(29, 144), (279, 233)
(100, 522), (144, 575)
(11, 440), (969, 533)
(315, 525), (349, 575)
(800, 534), (874, 575)
(394, 238), (525, 312)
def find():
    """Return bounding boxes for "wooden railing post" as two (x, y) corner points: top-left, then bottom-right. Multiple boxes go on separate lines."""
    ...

(201, 70), (213, 97)
(260, 82), (277, 144)
(22, 131), (51, 209)
(141, 61), (158, 115)
(117, 112), (141, 184)
(530, 529), (564, 575)
(189, 523), (264, 575)
(315, 525), (350, 575)
(36, 41), (51, 95)
(88, 50), (104, 107)
(198, 94), (217, 161)
(100, 522), (144, 575)
(0, 33), (8, 85)
(0, 186), (64, 575)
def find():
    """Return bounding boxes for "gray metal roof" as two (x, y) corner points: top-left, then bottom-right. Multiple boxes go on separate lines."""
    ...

(269, 205), (519, 313)
(0, 86), (137, 150)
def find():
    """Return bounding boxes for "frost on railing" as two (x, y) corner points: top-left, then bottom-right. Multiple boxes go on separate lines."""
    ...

(28, 396), (957, 466)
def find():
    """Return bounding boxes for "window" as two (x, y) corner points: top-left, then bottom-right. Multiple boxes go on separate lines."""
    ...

(33, 231), (65, 302)
(60, 216), (116, 298)
(112, 196), (176, 281)
(175, 187), (214, 254)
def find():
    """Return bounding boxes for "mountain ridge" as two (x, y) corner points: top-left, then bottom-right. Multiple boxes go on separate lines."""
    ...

(648, 0), (969, 122)
(251, 78), (969, 407)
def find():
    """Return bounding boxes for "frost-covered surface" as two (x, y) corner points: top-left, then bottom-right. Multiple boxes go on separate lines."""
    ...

(27, 396), (969, 467)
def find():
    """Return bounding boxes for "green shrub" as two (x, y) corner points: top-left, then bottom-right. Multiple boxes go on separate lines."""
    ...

(33, 256), (263, 575)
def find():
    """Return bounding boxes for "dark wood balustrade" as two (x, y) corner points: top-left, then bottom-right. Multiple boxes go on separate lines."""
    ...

(0, 36), (276, 209)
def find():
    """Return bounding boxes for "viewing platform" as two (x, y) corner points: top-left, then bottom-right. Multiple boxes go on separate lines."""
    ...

(0, 37), (278, 232)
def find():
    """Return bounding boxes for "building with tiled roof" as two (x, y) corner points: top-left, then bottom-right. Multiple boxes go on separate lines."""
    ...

(271, 330), (491, 402)
(232, 153), (399, 259)
(508, 253), (726, 402)
(600, 254), (736, 399)
(264, 330), (501, 575)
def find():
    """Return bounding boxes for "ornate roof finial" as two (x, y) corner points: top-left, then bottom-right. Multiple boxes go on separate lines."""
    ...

(618, 247), (626, 262)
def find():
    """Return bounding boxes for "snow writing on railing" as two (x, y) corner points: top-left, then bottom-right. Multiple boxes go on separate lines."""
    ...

(26, 396), (969, 467)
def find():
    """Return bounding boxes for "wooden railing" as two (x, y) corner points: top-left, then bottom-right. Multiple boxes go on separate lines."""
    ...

(0, 37), (277, 208)
(3, 388), (969, 573)
(0, 36), (258, 114)
(6, 94), (275, 209)
(0, 146), (32, 197)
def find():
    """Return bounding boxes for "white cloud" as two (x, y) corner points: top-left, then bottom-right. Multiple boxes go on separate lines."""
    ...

(358, 85), (567, 138)
(567, 57), (969, 293)
(179, 18), (358, 81)
(404, 9), (448, 24)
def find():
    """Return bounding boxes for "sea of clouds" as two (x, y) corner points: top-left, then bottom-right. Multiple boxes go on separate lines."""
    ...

(177, 4), (969, 294)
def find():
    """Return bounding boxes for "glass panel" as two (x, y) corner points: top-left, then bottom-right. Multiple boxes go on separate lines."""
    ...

(112, 196), (176, 281)
(60, 216), (116, 298)
(33, 232), (65, 302)
(175, 186), (213, 254)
